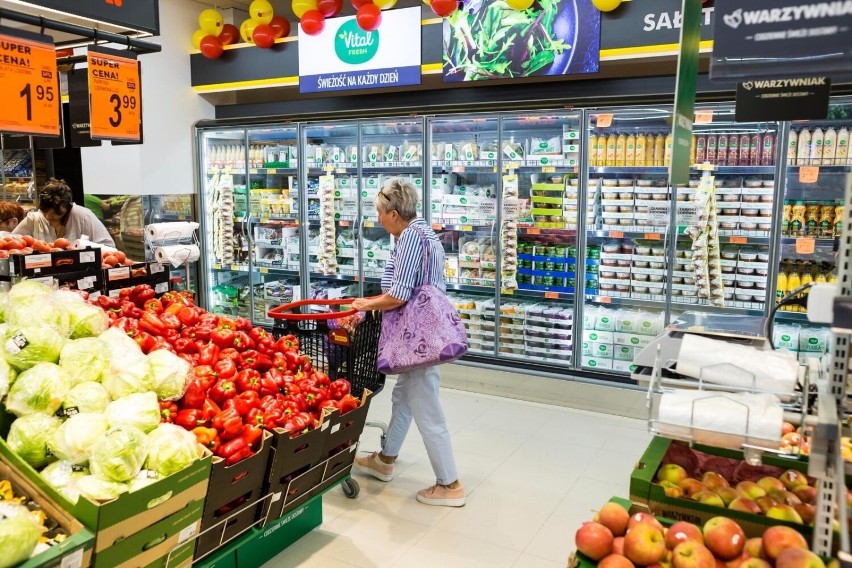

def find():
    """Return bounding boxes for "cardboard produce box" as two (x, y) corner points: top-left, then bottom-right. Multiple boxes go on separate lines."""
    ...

(0, 455), (95, 568)
(630, 436), (827, 540)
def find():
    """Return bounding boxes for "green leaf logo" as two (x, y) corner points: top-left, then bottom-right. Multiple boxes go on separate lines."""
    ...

(335, 20), (379, 64)
(631, 338), (639, 345)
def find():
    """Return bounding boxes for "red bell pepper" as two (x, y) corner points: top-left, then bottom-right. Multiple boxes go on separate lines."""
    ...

(174, 338), (197, 355)
(181, 380), (207, 409)
(97, 295), (120, 310)
(338, 394), (360, 415)
(279, 380), (300, 398)
(214, 358), (237, 381)
(130, 285), (156, 308)
(197, 343), (220, 366)
(159, 401), (178, 423)
(263, 407), (285, 429)
(234, 317), (251, 332)
(225, 447), (254, 466)
(160, 291), (185, 308)
(209, 379), (237, 405)
(242, 423), (263, 450)
(218, 348), (241, 362)
(139, 312), (168, 336)
(190, 365), (218, 390)
(232, 390), (260, 416)
(164, 329), (179, 343)
(179, 353), (198, 365)
(212, 408), (243, 441)
(144, 298), (164, 314)
(249, 327), (271, 345)
(246, 407), (265, 428)
(192, 324), (215, 343)
(160, 312), (181, 330)
(150, 338), (176, 354)
(239, 350), (261, 370)
(319, 399), (340, 413)
(177, 306), (200, 327)
(111, 317), (138, 334)
(255, 353), (274, 372)
(175, 409), (206, 430)
(211, 327), (235, 349)
(284, 412), (313, 437)
(258, 375), (278, 398)
(201, 398), (221, 422)
(276, 334), (299, 352)
(133, 331), (156, 354)
(313, 371), (331, 388)
(329, 379), (351, 400)
(232, 331), (254, 352)
(214, 435), (246, 458)
(235, 369), (261, 393)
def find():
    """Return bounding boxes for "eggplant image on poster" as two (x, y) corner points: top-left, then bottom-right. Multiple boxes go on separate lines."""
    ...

(443, 0), (600, 82)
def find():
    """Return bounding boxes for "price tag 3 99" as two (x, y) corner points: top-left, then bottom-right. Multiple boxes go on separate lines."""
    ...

(88, 46), (142, 142)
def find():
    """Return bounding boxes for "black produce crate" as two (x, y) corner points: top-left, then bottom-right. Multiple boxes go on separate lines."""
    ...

(319, 395), (370, 460)
(310, 444), (358, 498)
(9, 248), (102, 278)
(103, 262), (170, 295)
(262, 426), (326, 525)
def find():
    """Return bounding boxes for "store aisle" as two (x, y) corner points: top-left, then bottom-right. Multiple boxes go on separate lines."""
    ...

(263, 380), (651, 568)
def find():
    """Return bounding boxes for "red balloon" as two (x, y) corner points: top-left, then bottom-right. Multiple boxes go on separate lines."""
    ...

(253, 23), (275, 48)
(350, 0), (373, 9)
(269, 15), (291, 38)
(199, 35), (224, 59)
(430, 0), (457, 17)
(356, 4), (381, 31)
(300, 10), (325, 35)
(317, 0), (343, 17)
(219, 23), (239, 45)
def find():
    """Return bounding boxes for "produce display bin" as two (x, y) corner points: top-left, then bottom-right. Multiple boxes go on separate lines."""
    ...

(262, 425), (326, 523)
(0, 454), (95, 568)
(310, 444), (358, 498)
(630, 436), (822, 540)
(319, 393), (371, 459)
(103, 262), (170, 295)
(195, 431), (273, 558)
(568, 496), (634, 568)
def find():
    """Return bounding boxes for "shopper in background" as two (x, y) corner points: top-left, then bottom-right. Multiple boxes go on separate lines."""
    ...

(0, 202), (25, 233)
(13, 179), (115, 247)
(83, 193), (111, 221)
(351, 179), (465, 508)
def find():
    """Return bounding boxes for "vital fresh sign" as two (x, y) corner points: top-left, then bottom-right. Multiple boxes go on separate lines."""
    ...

(0, 29), (60, 137)
(334, 20), (379, 65)
(87, 47), (142, 142)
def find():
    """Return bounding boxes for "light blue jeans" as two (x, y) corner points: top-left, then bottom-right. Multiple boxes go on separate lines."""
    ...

(382, 365), (459, 485)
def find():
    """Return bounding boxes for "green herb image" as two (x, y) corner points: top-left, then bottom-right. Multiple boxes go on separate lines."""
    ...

(444, 0), (570, 81)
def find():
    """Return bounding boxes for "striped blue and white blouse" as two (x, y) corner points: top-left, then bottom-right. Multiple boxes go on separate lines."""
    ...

(381, 218), (446, 302)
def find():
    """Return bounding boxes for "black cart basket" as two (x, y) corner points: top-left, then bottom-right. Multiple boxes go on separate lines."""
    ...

(268, 299), (385, 399)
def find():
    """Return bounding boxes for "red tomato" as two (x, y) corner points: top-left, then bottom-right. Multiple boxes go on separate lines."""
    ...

(32, 241), (51, 253)
(103, 254), (118, 265)
(21, 235), (34, 246)
(53, 238), (70, 249)
(123, 259), (134, 266)
(20, 247), (33, 254)
(114, 251), (127, 263)
(7, 249), (21, 254)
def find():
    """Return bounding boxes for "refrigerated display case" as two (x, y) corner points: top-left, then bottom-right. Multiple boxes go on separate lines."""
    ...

(1, 135), (34, 205)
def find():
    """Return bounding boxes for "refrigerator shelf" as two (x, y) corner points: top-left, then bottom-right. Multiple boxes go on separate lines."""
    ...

(589, 166), (776, 175)
(787, 164), (852, 173)
(588, 230), (667, 239)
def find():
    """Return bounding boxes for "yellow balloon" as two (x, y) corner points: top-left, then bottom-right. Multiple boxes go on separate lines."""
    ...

(591, 0), (621, 11)
(292, 0), (318, 19)
(192, 29), (207, 50)
(506, 0), (533, 8)
(198, 9), (224, 36)
(375, 0), (397, 9)
(240, 19), (259, 43)
(249, 0), (274, 24)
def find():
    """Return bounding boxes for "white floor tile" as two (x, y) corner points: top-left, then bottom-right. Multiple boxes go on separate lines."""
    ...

(553, 476), (629, 518)
(393, 529), (521, 568)
(524, 511), (588, 565)
(513, 553), (567, 568)
(315, 511), (428, 567)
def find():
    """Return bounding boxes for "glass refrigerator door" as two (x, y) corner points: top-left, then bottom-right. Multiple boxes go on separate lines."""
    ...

(669, 106), (779, 329)
(199, 128), (252, 317)
(246, 126), (301, 326)
(583, 108), (674, 374)
(302, 122), (362, 302)
(499, 112), (581, 367)
(1, 136), (34, 204)
(774, 98), (852, 361)
(429, 115), (501, 357)
(358, 118), (425, 297)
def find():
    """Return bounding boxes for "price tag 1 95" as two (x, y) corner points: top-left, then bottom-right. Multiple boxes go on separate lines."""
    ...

(0, 29), (60, 136)
(88, 46), (142, 142)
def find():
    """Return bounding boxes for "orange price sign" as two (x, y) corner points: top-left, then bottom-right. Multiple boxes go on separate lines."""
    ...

(796, 238), (816, 255)
(598, 296), (612, 304)
(694, 110), (714, 124)
(799, 166), (819, 184)
(729, 236), (748, 244)
(88, 47), (142, 141)
(609, 231), (624, 238)
(527, 228), (541, 235)
(0, 31), (60, 136)
(544, 291), (559, 299)
(644, 233), (662, 241)
(596, 114), (613, 128)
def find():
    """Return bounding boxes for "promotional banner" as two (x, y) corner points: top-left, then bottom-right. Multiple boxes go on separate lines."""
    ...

(711, 0), (852, 80)
(298, 7), (421, 94)
(443, 0), (600, 82)
(16, 0), (160, 35)
(601, 0), (715, 52)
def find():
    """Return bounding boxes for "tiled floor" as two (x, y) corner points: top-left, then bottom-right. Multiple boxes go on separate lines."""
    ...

(263, 379), (651, 567)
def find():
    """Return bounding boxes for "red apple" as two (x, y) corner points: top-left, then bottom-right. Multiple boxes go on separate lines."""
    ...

(600, 555), (637, 568)
(757, 477), (786, 494)
(672, 542), (716, 568)
(665, 521), (704, 550)
(768, 489), (802, 507)
(735, 481), (767, 500)
(661, 481), (686, 499)
(702, 472), (730, 491)
(782, 422), (795, 435)
(576, 522), (614, 561)
(740, 560), (772, 568)
(761, 526), (808, 562)
(792, 486), (817, 505)
(744, 538), (763, 559)
(679, 479), (707, 498)
(703, 517), (745, 560)
(775, 548), (826, 568)
(766, 504), (804, 524)
(658, 464), (689, 484)
(715, 487), (740, 506)
(793, 503), (816, 525)
(693, 491), (726, 508)
(628, 512), (665, 532)
(779, 470), (808, 491)
(755, 496), (779, 514)
(625, 523), (667, 566)
(598, 502), (631, 537)
(728, 497), (762, 515)
(613, 536), (625, 556)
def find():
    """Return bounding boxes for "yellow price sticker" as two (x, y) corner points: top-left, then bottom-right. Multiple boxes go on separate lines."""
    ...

(267, 169), (277, 174)
(462, 225), (473, 231)
(363, 221), (375, 227)
(249, 168), (258, 174)
(542, 166), (556, 173)
(231, 264), (241, 271)
(501, 288), (514, 295)
(259, 267), (269, 274)
(212, 264), (222, 270)
(260, 218), (269, 224)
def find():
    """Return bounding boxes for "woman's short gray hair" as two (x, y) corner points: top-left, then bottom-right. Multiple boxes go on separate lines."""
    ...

(377, 178), (419, 221)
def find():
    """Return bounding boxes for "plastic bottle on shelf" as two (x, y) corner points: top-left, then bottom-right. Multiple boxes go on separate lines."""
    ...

(664, 132), (674, 166)
(589, 133), (598, 166)
(646, 133), (656, 166)
(782, 200), (792, 235)
(626, 132), (637, 167)
(786, 262), (801, 311)
(761, 132), (776, 167)
(823, 127), (837, 165)
(787, 130), (798, 165)
(790, 201), (807, 236)
(797, 129), (811, 166)
(776, 262), (788, 307)
(654, 133), (665, 166)
(820, 201), (835, 237)
(691, 134), (697, 166)
(837, 127), (850, 165)
(635, 133), (646, 167)
(717, 134), (728, 166)
(816, 264), (828, 284)
(800, 262), (813, 308)
(727, 133), (739, 166)
(739, 134), (751, 166)
(695, 135), (707, 164)
(835, 200), (845, 237)
(606, 132), (617, 166)
(750, 132), (762, 166)
(706, 134), (717, 164)
(810, 127), (824, 165)
(616, 132), (627, 166)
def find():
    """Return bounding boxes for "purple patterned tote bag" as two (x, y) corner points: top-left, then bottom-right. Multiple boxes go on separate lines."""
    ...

(376, 228), (468, 375)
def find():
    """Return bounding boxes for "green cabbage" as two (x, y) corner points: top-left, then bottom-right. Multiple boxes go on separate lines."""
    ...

(48, 413), (108, 464)
(0, 502), (41, 568)
(2, 323), (66, 371)
(145, 424), (200, 477)
(89, 426), (148, 483)
(147, 349), (190, 401)
(7, 282), (71, 337)
(63, 381), (110, 414)
(5, 362), (69, 417)
(0, 357), (16, 399)
(99, 328), (151, 398)
(59, 338), (107, 386)
(40, 460), (89, 503)
(6, 413), (62, 469)
(75, 475), (128, 502)
(105, 392), (161, 433)
(0, 292), (7, 324)
(65, 301), (109, 339)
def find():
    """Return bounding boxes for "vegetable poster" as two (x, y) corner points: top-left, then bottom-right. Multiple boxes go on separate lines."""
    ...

(443, 0), (600, 82)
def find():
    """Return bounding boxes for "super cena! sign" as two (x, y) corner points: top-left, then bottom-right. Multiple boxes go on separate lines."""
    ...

(298, 7), (421, 94)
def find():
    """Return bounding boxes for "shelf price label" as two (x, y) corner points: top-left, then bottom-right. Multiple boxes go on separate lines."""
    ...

(729, 236), (748, 244)
(0, 30), (60, 136)
(88, 46), (142, 141)
(544, 291), (559, 299)
(596, 114), (613, 128)
(796, 238), (816, 254)
(799, 166), (819, 184)
(694, 110), (714, 124)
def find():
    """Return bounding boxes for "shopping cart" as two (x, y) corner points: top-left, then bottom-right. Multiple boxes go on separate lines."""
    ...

(268, 298), (386, 498)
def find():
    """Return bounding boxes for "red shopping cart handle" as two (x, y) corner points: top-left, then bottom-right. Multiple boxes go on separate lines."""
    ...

(268, 298), (371, 321)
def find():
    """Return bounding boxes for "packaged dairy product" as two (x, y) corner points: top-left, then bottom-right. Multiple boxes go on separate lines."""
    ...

(810, 128), (823, 165)
(837, 127), (849, 165)
(787, 130), (798, 164)
(595, 309), (616, 331)
(614, 345), (636, 361)
(773, 325), (799, 351)
(823, 127), (837, 165)
(797, 129), (811, 166)
(615, 311), (638, 333)
(799, 328), (829, 353)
